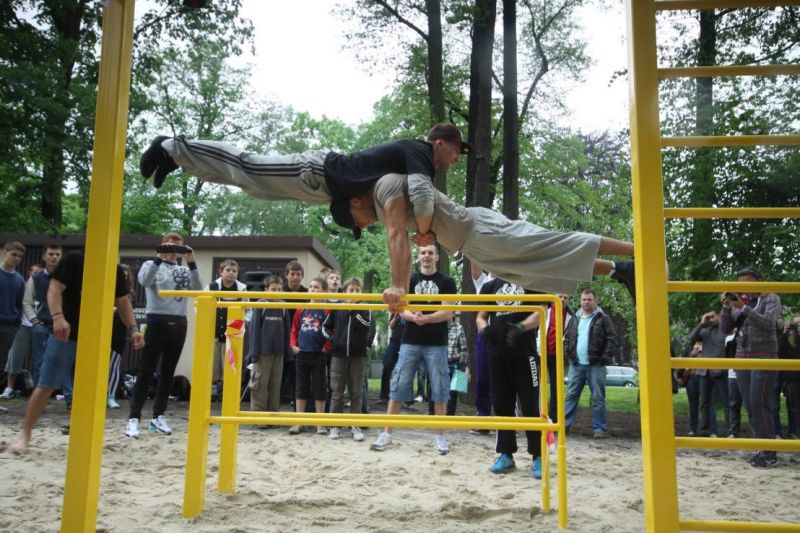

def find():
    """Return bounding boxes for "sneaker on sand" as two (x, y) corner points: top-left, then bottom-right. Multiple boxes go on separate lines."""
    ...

(0, 405), (7, 414)
(532, 456), (542, 479)
(0, 387), (15, 400)
(489, 453), (516, 474)
(370, 431), (392, 451)
(125, 418), (140, 439)
(593, 430), (610, 439)
(316, 426), (328, 435)
(107, 398), (120, 409)
(469, 429), (490, 436)
(611, 260), (636, 303)
(749, 452), (778, 468)
(288, 425), (301, 435)
(140, 135), (178, 188)
(351, 426), (365, 442)
(149, 415), (172, 435)
(328, 427), (340, 440)
(435, 435), (450, 455)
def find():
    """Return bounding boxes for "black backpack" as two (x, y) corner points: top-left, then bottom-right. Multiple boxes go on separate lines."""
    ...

(171, 375), (191, 401)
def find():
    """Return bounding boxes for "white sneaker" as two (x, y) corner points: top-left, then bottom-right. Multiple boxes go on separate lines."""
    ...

(125, 418), (140, 439)
(0, 387), (14, 400)
(435, 435), (450, 455)
(351, 426), (364, 442)
(148, 415), (172, 435)
(107, 398), (120, 409)
(329, 427), (340, 440)
(370, 431), (392, 451)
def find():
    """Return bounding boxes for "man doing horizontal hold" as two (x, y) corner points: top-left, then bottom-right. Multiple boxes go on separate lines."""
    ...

(140, 124), (635, 306)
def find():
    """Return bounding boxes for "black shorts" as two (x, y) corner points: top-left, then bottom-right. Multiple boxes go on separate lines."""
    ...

(295, 351), (326, 401)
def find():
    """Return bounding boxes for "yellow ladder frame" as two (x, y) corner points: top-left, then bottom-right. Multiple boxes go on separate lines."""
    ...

(628, 1), (800, 532)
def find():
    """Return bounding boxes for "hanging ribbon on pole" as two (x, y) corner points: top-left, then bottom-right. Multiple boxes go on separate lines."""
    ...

(224, 318), (245, 373)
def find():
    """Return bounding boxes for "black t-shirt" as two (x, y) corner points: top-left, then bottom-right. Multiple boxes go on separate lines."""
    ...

(210, 280), (243, 342)
(401, 271), (457, 347)
(479, 278), (538, 358)
(52, 251), (128, 342)
(323, 139), (435, 199)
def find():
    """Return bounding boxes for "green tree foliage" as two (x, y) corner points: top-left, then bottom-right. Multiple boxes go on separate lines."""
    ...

(0, 0), (253, 233)
(659, 7), (800, 327)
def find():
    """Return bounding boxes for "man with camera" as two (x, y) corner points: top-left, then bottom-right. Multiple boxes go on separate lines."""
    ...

(687, 310), (730, 437)
(125, 232), (203, 439)
(719, 266), (782, 468)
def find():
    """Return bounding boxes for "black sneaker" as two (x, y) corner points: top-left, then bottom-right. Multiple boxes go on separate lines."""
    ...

(749, 452), (777, 468)
(140, 135), (178, 188)
(611, 260), (636, 303)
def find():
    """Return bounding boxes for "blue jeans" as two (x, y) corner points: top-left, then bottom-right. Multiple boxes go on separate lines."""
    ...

(564, 363), (607, 433)
(30, 325), (52, 387)
(37, 335), (77, 390)
(389, 344), (449, 403)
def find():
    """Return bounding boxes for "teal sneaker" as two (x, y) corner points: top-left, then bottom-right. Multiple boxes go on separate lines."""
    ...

(489, 453), (516, 474)
(532, 456), (542, 479)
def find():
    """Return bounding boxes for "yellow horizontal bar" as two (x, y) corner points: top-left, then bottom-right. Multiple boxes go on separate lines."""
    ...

(675, 436), (800, 452)
(209, 415), (556, 431)
(671, 357), (800, 371)
(662, 134), (800, 147)
(235, 410), (552, 424)
(664, 207), (800, 219)
(659, 64), (800, 78)
(667, 281), (800, 293)
(657, 0), (800, 10)
(160, 290), (560, 303)
(214, 301), (545, 314)
(679, 519), (800, 532)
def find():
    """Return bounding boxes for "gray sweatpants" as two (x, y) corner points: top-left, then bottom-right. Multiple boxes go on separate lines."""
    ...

(461, 207), (601, 294)
(163, 137), (333, 204)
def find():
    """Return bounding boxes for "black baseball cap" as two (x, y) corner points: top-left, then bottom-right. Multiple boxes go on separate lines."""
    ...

(330, 197), (362, 240)
(427, 123), (472, 154)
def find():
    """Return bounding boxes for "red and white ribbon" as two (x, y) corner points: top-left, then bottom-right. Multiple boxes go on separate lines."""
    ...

(224, 319), (245, 373)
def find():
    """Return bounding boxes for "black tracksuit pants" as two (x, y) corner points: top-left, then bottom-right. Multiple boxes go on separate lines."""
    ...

(490, 354), (542, 458)
(129, 319), (187, 420)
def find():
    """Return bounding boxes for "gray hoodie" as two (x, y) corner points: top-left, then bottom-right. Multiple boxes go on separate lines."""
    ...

(138, 258), (203, 319)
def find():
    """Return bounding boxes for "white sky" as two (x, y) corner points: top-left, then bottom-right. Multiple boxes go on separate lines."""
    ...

(236, 0), (629, 132)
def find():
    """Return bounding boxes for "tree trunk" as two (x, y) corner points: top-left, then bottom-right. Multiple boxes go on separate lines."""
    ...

(426, 0), (446, 195)
(501, 0), (519, 220)
(465, 0), (497, 211)
(41, 0), (87, 229)
(688, 10), (716, 315)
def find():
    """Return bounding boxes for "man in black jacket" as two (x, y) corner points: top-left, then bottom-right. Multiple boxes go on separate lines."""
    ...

(563, 288), (618, 438)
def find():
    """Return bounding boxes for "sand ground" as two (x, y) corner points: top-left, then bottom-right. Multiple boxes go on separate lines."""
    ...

(1, 397), (798, 532)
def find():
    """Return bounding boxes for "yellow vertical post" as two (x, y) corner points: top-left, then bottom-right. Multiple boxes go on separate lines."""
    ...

(555, 300), (568, 529)
(60, 1), (135, 532)
(183, 296), (217, 517)
(626, 1), (679, 531)
(538, 308), (550, 514)
(218, 305), (244, 493)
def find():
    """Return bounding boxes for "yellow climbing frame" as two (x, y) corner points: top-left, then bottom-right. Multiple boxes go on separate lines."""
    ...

(628, 1), (800, 532)
(159, 290), (570, 529)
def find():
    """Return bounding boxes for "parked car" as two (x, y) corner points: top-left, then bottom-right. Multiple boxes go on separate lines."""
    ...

(606, 366), (638, 387)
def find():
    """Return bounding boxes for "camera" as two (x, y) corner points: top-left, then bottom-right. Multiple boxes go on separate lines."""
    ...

(156, 244), (188, 254)
(723, 291), (739, 301)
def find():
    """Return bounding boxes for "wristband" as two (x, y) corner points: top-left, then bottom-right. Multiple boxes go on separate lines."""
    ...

(51, 312), (64, 318)
(128, 325), (140, 335)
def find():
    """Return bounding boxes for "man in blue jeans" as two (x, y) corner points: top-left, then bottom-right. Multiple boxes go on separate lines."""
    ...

(563, 288), (618, 438)
(10, 251), (144, 454)
(371, 244), (456, 455)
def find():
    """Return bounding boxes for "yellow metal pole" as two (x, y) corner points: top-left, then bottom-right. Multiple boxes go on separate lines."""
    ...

(61, 2), (135, 532)
(183, 296), (217, 517)
(555, 299), (568, 529)
(218, 306), (244, 493)
(538, 311), (550, 515)
(626, 1), (680, 532)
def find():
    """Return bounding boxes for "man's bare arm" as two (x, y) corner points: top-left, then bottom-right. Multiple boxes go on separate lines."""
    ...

(383, 197), (412, 310)
(115, 295), (144, 350)
(47, 279), (69, 341)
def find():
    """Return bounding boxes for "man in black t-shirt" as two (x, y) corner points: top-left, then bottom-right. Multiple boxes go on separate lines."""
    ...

(477, 278), (544, 479)
(10, 251), (144, 454)
(370, 245), (457, 456)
